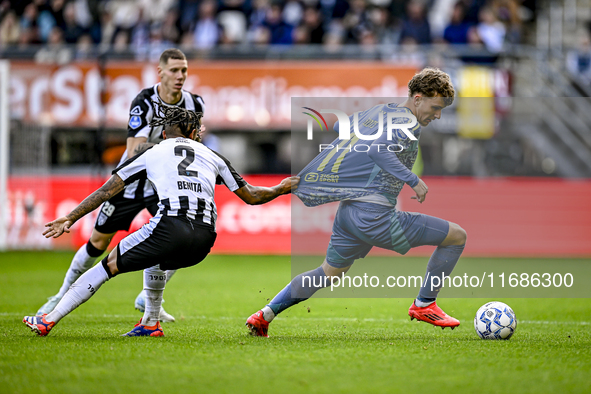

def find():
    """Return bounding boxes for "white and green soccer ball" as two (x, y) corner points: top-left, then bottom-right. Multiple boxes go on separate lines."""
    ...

(474, 301), (517, 340)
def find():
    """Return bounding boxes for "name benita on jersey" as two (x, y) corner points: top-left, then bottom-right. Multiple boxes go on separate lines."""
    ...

(113, 138), (246, 229)
(177, 180), (202, 192)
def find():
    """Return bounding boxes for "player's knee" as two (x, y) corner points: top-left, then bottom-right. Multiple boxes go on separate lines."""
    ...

(458, 226), (467, 245)
(106, 259), (119, 276)
(449, 222), (467, 245)
(321, 260), (351, 278)
(90, 237), (110, 251)
(89, 231), (114, 251)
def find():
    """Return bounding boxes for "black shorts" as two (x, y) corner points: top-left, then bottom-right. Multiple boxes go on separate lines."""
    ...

(95, 190), (159, 234)
(115, 214), (217, 274)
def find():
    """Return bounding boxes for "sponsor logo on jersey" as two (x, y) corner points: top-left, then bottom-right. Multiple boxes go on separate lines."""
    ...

(129, 116), (142, 129)
(318, 174), (339, 183)
(304, 173), (319, 182)
(130, 105), (143, 115)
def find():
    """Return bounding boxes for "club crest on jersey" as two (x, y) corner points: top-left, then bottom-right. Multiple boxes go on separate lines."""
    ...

(129, 116), (141, 129)
(97, 212), (108, 226)
(130, 105), (143, 116)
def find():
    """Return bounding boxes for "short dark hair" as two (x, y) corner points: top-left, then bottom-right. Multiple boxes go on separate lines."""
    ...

(159, 48), (186, 65)
(408, 67), (455, 106)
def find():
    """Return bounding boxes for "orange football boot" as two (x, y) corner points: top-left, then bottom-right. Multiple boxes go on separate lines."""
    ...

(409, 301), (460, 329)
(246, 310), (269, 337)
(23, 314), (56, 336)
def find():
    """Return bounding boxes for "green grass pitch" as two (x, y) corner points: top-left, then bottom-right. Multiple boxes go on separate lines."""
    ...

(1, 251), (590, 394)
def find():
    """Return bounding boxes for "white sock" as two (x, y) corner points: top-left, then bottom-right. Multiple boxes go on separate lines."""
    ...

(262, 306), (275, 322)
(141, 266), (166, 326)
(56, 245), (98, 298)
(46, 263), (110, 324)
(165, 269), (177, 283)
(414, 299), (435, 308)
(135, 269), (177, 305)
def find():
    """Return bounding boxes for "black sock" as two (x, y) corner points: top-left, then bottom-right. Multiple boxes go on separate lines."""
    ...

(86, 241), (105, 258)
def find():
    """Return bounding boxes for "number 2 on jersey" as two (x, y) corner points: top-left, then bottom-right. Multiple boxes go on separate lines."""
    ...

(175, 146), (198, 177)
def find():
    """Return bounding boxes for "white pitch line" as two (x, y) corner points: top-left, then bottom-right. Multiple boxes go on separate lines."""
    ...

(0, 312), (139, 318)
(1, 312), (589, 325)
(519, 320), (589, 326)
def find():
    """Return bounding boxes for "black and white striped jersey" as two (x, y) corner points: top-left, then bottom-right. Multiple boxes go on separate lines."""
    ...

(114, 137), (247, 229)
(119, 83), (205, 200)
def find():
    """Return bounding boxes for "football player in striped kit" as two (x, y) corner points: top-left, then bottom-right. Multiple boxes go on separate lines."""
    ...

(36, 48), (205, 323)
(24, 105), (298, 337)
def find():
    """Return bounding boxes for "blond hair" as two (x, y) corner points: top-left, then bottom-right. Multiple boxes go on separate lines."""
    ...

(408, 67), (455, 106)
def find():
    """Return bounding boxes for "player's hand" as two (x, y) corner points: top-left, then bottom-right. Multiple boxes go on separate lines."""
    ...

(279, 176), (300, 194)
(411, 178), (428, 203)
(43, 216), (74, 239)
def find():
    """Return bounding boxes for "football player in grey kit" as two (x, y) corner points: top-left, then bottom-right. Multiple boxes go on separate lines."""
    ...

(36, 49), (204, 322)
(247, 68), (467, 337)
(24, 105), (298, 337)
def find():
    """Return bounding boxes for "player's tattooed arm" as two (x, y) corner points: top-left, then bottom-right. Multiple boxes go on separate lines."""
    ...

(43, 175), (125, 238)
(127, 136), (148, 157)
(134, 142), (156, 155)
(234, 176), (299, 205)
(67, 175), (125, 221)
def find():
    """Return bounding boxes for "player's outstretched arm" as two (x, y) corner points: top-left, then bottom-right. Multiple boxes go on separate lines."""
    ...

(43, 175), (126, 238)
(234, 176), (299, 205)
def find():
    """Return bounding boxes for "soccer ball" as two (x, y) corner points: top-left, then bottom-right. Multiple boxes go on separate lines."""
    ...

(474, 301), (517, 340)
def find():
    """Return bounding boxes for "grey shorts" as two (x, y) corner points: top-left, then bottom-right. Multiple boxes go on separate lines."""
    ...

(326, 200), (449, 268)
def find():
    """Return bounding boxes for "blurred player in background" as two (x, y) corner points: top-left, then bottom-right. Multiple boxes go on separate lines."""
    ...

(247, 68), (467, 337)
(24, 106), (298, 337)
(36, 48), (204, 323)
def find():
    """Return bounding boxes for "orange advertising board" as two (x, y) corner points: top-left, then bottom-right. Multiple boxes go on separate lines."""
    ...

(7, 175), (591, 257)
(9, 61), (418, 129)
(6, 175), (291, 253)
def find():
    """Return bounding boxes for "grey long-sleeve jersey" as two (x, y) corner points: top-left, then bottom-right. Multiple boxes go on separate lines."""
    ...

(295, 103), (421, 207)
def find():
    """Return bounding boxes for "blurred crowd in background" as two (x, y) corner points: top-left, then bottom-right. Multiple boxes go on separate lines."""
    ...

(4, 0), (591, 179)
(0, 0), (537, 57)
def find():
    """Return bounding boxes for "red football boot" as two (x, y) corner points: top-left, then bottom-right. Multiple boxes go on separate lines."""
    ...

(246, 310), (269, 337)
(408, 301), (460, 329)
(23, 314), (56, 336)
